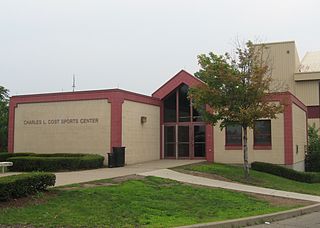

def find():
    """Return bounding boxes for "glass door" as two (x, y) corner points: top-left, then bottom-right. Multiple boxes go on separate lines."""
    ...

(178, 125), (190, 158)
(193, 125), (206, 158)
(164, 126), (176, 158)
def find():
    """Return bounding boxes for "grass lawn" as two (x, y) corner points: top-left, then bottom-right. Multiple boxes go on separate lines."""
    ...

(176, 163), (320, 196)
(0, 176), (298, 228)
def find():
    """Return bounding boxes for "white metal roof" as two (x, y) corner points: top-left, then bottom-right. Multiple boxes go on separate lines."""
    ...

(299, 51), (320, 72)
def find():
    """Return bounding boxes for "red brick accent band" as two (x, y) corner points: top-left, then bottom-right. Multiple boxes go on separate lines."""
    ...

(108, 96), (124, 149)
(307, 106), (320, 118)
(283, 100), (293, 165)
(152, 70), (203, 99)
(7, 101), (17, 153)
(225, 145), (242, 150)
(206, 124), (214, 162)
(160, 103), (164, 159)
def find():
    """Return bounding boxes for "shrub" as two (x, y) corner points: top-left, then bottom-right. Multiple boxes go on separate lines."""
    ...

(0, 172), (55, 201)
(0, 152), (34, 162)
(305, 124), (320, 172)
(251, 162), (320, 183)
(7, 154), (104, 172)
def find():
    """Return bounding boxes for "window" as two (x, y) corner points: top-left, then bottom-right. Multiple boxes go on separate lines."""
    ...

(254, 120), (271, 146)
(192, 105), (204, 122)
(194, 125), (206, 157)
(164, 92), (176, 122)
(163, 84), (204, 123)
(164, 126), (176, 157)
(225, 123), (242, 146)
(178, 84), (191, 122)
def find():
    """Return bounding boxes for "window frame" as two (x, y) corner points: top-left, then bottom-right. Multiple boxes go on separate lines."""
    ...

(225, 122), (242, 150)
(253, 120), (272, 150)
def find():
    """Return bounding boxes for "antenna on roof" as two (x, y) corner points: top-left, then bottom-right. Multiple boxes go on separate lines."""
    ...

(72, 74), (76, 92)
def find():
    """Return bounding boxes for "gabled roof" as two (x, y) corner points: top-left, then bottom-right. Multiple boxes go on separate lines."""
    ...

(152, 70), (204, 99)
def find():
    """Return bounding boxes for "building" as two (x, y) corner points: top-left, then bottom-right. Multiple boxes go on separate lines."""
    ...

(9, 41), (317, 171)
(260, 41), (320, 130)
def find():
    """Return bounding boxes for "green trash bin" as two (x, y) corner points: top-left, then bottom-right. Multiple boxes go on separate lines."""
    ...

(107, 152), (116, 168)
(113, 147), (125, 167)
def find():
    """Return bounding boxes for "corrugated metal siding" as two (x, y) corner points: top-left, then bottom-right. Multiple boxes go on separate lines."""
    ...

(264, 42), (296, 93)
(295, 81), (319, 106)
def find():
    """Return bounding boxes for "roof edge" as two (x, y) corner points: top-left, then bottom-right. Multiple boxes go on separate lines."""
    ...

(152, 69), (204, 97)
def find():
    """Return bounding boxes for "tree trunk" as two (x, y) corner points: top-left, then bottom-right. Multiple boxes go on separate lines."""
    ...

(243, 126), (249, 179)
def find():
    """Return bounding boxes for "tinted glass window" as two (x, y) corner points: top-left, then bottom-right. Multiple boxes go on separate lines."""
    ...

(164, 92), (176, 122)
(164, 126), (176, 157)
(194, 125), (205, 157)
(226, 123), (242, 145)
(178, 126), (189, 157)
(179, 84), (191, 122)
(254, 120), (271, 145)
(192, 106), (204, 122)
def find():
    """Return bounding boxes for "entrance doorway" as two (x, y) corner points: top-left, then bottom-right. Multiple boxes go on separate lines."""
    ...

(164, 124), (206, 159)
(162, 83), (206, 159)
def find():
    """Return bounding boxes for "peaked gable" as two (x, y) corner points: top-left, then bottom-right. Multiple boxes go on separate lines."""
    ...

(152, 70), (204, 99)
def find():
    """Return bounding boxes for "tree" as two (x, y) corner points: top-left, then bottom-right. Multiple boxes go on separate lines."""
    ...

(305, 124), (320, 172)
(189, 41), (283, 179)
(0, 86), (9, 152)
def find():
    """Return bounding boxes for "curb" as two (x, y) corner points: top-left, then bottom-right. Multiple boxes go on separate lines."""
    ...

(177, 203), (320, 228)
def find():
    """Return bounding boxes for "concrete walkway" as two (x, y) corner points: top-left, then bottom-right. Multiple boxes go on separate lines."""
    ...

(54, 159), (203, 186)
(140, 169), (320, 202)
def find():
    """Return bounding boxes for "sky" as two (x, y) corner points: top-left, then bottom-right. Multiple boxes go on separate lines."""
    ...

(1, 0), (320, 96)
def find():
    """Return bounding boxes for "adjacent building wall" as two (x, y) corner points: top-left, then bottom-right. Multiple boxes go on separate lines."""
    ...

(213, 113), (285, 165)
(295, 81), (319, 106)
(263, 41), (297, 93)
(292, 103), (307, 171)
(122, 100), (160, 164)
(14, 99), (111, 158)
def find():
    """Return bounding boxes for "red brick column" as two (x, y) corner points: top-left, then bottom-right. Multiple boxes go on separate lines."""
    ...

(8, 101), (16, 153)
(283, 99), (293, 165)
(108, 96), (124, 151)
(206, 124), (214, 162)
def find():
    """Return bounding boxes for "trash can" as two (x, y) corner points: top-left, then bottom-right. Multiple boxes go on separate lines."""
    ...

(107, 152), (116, 168)
(113, 147), (125, 167)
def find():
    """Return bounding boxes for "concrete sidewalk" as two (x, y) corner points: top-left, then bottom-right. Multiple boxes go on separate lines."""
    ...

(140, 169), (320, 202)
(54, 159), (203, 186)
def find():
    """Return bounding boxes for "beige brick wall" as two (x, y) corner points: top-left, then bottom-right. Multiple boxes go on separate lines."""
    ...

(122, 100), (160, 164)
(14, 99), (111, 158)
(214, 112), (285, 165)
(292, 104), (307, 166)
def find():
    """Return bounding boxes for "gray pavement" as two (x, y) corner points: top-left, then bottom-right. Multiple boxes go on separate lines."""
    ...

(54, 159), (203, 186)
(140, 169), (320, 202)
(248, 211), (320, 227)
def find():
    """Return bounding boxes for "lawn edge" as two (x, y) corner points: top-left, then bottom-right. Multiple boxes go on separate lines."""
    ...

(177, 203), (320, 228)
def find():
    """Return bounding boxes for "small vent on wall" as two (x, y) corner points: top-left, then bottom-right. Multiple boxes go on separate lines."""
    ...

(141, 116), (147, 124)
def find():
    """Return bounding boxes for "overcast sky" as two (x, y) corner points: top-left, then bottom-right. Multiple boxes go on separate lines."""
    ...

(1, 0), (320, 96)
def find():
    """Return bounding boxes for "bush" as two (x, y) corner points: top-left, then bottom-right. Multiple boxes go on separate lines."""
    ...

(251, 162), (320, 183)
(0, 152), (34, 162)
(0, 172), (55, 201)
(305, 124), (320, 172)
(7, 154), (104, 172)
